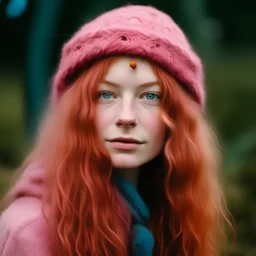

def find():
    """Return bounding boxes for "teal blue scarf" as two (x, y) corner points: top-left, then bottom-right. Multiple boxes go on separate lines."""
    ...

(113, 174), (155, 256)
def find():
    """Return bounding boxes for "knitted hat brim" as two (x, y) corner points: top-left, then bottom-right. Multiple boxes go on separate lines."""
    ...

(52, 28), (204, 106)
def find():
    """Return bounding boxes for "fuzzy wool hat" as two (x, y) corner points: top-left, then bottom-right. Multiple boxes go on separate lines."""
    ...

(52, 5), (205, 106)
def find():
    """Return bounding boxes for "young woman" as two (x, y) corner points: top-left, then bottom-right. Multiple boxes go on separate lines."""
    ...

(0, 5), (231, 256)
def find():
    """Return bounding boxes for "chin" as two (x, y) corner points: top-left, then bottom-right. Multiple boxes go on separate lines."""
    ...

(112, 162), (140, 169)
(111, 156), (142, 169)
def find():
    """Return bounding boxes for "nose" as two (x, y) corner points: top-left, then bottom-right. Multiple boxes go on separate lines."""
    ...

(116, 101), (137, 128)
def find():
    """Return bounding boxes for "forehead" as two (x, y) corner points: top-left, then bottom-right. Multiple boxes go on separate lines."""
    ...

(104, 57), (157, 85)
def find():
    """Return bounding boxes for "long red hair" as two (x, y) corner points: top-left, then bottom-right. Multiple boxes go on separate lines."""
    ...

(3, 56), (231, 255)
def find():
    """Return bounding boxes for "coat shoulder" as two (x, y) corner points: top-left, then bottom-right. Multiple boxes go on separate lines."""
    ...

(0, 197), (52, 256)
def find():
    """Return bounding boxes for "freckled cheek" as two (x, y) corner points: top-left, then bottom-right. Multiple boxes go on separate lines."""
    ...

(96, 108), (115, 131)
(142, 112), (165, 140)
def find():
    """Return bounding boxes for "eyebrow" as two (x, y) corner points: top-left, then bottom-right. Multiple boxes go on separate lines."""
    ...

(101, 80), (160, 88)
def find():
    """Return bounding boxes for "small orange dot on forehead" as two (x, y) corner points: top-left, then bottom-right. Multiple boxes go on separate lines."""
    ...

(129, 61), (137, 69)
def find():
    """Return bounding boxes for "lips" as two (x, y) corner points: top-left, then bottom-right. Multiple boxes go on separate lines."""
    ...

(108, 137), (143, 144)
(107, 137), (143, 150)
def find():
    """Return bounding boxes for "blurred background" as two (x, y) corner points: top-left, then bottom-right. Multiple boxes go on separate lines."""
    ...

(0, 0), (255, 255)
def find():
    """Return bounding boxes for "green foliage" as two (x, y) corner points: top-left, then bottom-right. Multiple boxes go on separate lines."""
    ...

(0, 70), (26, 166)
(225, 148), (256, 255)
(0, 167), (13, 197)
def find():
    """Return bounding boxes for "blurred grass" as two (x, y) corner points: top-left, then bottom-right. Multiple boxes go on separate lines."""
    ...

(205, 53), (256, 143)
(0, 166), (13, 197)
(0, 69), (25, 197)
(0, 69), (25, 166)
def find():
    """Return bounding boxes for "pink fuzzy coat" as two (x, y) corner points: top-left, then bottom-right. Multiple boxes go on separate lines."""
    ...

(0, 163), (52, 255)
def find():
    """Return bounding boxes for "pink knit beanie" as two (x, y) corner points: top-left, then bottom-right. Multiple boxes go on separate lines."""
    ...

(52, 5), (205, 106)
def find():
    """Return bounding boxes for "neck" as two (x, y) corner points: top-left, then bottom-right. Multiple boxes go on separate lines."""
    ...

(114, 168), (140, 188)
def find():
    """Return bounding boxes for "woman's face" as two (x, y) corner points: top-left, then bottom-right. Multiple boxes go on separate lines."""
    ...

(96, 57), (166, 169)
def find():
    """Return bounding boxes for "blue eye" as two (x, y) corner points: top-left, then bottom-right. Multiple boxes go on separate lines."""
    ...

(142, 93), (160, 101)
(99, 92), (114, 99)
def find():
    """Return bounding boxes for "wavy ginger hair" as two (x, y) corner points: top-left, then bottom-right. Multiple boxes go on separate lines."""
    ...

(4, 56), (231, 256)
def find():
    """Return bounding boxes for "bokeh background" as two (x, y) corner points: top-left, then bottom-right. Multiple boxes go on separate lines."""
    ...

(0, 0), (255, 255)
